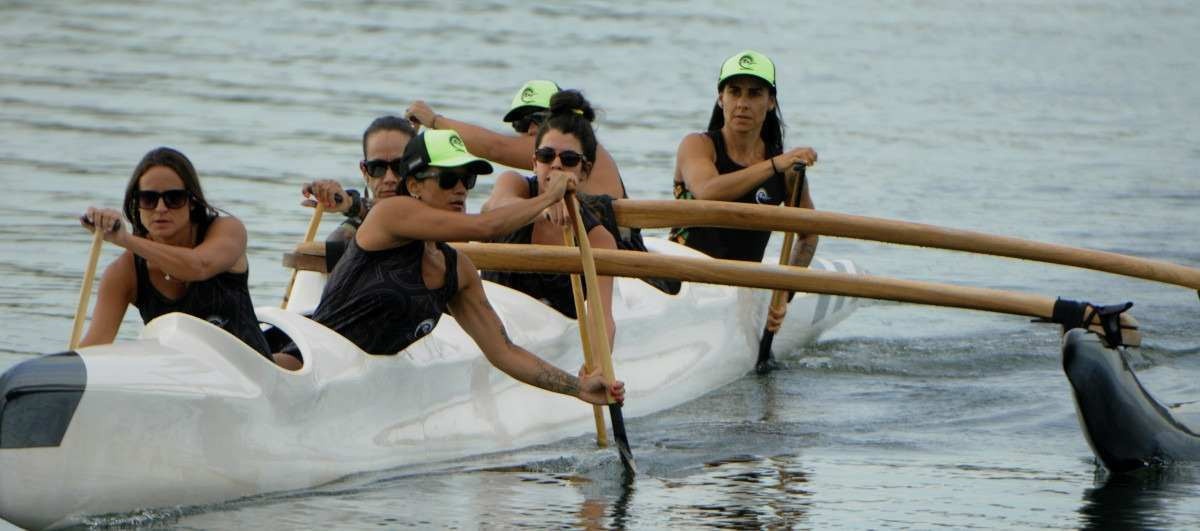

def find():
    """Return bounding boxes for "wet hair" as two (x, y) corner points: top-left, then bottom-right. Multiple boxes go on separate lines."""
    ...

(360, 115), (417, 199)
(534, 89), (598, 172)
(123, 147), (220, 237)
(706, 75), (786, 157)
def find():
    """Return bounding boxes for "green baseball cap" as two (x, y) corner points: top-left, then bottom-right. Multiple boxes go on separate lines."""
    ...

(718, 50), (776, 88)
(401, 129), (493, 177)
(502, 80), (560, 122)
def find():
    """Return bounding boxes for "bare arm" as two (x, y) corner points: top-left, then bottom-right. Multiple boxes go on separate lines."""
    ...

(447, 256), (620, 405)
(406, 101), (536, 169)
(358, 190), (564, 249)
(79, 252), (135, 347)
(480, 170), (532, 213)
(587, 224), (618, 345)
(789, 182), (818, 268)
(584, 144), (626, 198)
(675, 133), (776, 201)
(118, 217), (249, 282)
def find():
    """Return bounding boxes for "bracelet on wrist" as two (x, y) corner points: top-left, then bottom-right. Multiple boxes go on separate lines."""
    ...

(769, 157), (779, 174)
(431, 114), (441, 129)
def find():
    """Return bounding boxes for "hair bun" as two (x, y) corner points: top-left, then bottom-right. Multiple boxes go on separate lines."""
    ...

(548, 89), (595, 122)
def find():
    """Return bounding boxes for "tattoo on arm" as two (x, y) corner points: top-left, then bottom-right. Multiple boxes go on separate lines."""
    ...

(791, 235), (818, 268)
(532, 357), (580, 397)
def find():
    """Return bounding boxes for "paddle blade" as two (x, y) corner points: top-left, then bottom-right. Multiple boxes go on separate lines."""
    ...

(608, 404), (637, 476)
(755, 329), (777, 374)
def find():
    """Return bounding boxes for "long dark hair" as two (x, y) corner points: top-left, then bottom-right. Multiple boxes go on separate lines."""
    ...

(123, 147), (219, 237)
(361, 115), (418, 200)
(706, 76), (786, 157)
(535, 89), (598, 173)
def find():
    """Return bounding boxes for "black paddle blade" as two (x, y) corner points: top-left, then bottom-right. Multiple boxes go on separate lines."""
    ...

(755, 329), (777, 374)
(608, 403), (637, 476)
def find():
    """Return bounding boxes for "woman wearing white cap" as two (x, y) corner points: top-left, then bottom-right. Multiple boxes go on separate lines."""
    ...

(671, 50), (819, 331)
(404, 81), (626, 199)
(277, 130), (623, 407)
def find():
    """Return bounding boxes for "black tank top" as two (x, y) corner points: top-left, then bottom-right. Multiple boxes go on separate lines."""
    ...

(670, 130), (785, 262)
(481, 176), (603, 318)
(310, 238), (459, 355)
(133, 218), (270, 356)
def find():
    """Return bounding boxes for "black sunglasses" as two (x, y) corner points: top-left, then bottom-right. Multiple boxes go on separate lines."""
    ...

(135, 189), (191, 210)
(361, 158), (405, 179)
(534, 147), (585, 168)
(511, 111), (548, 134)
(414, 170), (477, 190)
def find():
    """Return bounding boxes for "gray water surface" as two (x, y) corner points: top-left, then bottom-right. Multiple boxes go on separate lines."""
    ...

(2, 1), (1199, 528)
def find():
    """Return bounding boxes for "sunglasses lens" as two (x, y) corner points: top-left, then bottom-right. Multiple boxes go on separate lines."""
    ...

(534, 147), (556, 164)
(436, 172), (476, 190)
(162, 190), (190, 209)
(137, 190), (189, 209)
(137, 192), (158, 209)
(364, 160), (388, 178)
(559, 151), (582, 168)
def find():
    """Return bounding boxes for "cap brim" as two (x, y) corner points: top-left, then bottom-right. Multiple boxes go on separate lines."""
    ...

(502, 105), (546, 123)
(430, 156), (494, 175)
(719, 72), (775, 88)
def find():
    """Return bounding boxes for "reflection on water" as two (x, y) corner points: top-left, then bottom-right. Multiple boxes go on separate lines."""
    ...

(1078, 465), (1200, 530)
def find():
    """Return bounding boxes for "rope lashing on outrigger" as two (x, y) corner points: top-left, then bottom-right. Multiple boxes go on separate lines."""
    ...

(1046, 298), (1137, 348)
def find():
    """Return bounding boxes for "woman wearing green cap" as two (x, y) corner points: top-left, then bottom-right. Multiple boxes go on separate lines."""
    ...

(479, 90), (619, 345)
(671, 50), (819, 332)
(279, 129), (623, 407)
(403, 80), (627, 199)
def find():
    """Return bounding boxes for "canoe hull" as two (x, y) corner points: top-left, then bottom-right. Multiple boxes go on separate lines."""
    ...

(0, 239), (860, 528)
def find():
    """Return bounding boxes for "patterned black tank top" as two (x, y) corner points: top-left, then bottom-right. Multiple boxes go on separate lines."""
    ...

(310, 238), (459, 355)
(670, 129), (786, 262)
(133, 218), (270, 356)
(481, 175), (603, 318)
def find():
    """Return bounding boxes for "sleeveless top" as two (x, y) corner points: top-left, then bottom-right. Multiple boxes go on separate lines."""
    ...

(133, 217), (270, 356)
(481, 175), (604, 318)
(670, 129), (786, 262)
(309, 238), (460, 355)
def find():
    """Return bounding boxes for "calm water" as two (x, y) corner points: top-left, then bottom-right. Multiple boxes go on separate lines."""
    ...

(2, 0), (1199, 528)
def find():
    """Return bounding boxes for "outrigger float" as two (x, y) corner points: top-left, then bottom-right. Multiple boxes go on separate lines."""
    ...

(0, 238), (862, 529)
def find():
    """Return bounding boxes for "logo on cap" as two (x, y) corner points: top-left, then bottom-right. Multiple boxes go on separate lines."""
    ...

(448, 134), (466, 152)
(738, 54), (756, 70)
(520, 87), (536, 103)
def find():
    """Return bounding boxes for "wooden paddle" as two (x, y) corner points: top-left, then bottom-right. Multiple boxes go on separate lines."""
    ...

(69, 228), (105, 350)
(566, 195), (636, 475)
(610, 200), (1200, 291)
(562, 226), (609, 448)
(757, 164), (805, 373)
(281, 203), (324, 309)
(284, 242), (1142, 346)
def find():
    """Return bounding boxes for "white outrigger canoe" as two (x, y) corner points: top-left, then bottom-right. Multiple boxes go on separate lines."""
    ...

(0, 238), (861, 529)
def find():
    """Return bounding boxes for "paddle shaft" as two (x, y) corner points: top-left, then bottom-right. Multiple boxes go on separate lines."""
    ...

(611, 199), (1200, 291)
(562, 226), (609, 448)
(69, 229), (105, 350)
(758, 165), (805, 371)
(281, 204), (324, 309)
(567, 195), (636, 474)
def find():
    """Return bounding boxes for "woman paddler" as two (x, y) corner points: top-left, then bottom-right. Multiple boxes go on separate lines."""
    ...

(78, 147), (272, 358)
(671, 49), (819, 333)
(478, 90), (619, 345)
(276, 129), (623, 408)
